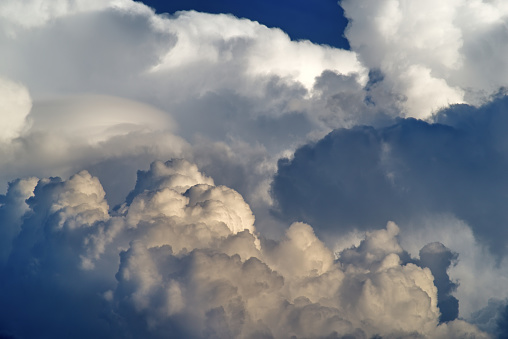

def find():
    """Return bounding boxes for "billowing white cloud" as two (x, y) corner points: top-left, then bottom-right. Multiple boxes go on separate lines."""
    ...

(342, 0), (508, 118)
(151, 10), (368, 92)
(0, 0), (374, 211)
(0, 160), (490, 338)
(0, 0), (378, 154)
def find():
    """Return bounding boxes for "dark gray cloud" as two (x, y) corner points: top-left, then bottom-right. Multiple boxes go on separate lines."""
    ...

(416, 242), (459, 323)
(498, 304), (508, 339)
(0, 3), (370, 211)
(469, 298), (508, 337)
(272, 95), (508, 257)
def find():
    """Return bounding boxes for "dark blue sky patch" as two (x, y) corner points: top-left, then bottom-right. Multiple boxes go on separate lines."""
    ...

(138, 0), (350, 48)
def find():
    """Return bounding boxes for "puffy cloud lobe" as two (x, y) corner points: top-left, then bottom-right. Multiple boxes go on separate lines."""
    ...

(151, 10), (367, 92)
(395, 213), (508, 321)
(341, 0), (508, 118)
(126, 159), (214, 201)
(0, 171), (117, 338)
(114, 220), (465, 338)
(119, 159), (257, 256)
(6, 171), (109, 276)
(0, 160), (489, 338)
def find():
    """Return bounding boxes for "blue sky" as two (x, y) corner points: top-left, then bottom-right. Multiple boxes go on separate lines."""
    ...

(140, 0), (350, 48)
(0, 0), (508, 338)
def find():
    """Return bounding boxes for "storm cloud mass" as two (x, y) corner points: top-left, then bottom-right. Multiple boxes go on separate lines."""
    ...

(273, 98), (508, 255)
(1, 0), (508, 338)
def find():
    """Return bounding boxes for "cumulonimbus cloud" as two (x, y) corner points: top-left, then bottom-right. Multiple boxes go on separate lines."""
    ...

(0, 160), (489, 338)
(1, 0), (508, 337)
(0, 0), (372, 209)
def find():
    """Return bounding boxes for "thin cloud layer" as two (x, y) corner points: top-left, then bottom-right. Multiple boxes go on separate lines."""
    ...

(0, 160), (489, 338)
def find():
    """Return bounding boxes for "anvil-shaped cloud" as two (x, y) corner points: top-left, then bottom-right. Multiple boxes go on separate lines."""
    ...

(2, 0), (508, 337)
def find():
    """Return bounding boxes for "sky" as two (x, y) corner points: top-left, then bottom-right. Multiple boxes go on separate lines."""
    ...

(1, 0), (508, 338)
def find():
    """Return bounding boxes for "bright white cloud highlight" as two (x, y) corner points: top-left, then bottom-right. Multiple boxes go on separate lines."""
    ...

(342, 0), (508, 118)
(152, 10), (368, 92)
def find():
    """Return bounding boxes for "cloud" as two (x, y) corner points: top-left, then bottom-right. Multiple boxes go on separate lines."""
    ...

(0, 77), (31, 142)
(0, 0), (118, 29)
(470, 298), (508, 336)
(0, 176), (38, 264)
(497, 304), (508, 338)
(395, 213), (508, 321)
(417, 242), (459, 323)
(271, 95), (508, 323)
(272, 95), (508, 257)
(341, 0), (508, 118)
(0, 92), (188, 207)
(29, 94), (175, 143)
(0, 160), (490, 338)
(0, 0), (376, 212)
(0, 3), (368, 136)
(0, 0), (395, 255)
(0, 0), (506, 337)
(150, 10), (367, 91)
